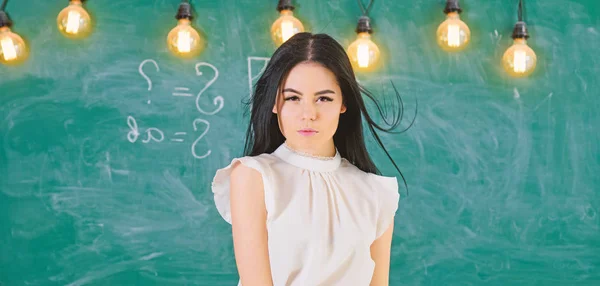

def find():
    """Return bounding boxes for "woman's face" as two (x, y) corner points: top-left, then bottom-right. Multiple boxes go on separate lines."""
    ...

(272, 62), (346, 154)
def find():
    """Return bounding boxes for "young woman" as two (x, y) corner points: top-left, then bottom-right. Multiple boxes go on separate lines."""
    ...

(212, 32), (409, 286)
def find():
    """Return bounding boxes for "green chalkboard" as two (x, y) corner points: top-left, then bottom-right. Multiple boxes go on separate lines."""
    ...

(1, 0), (599, 285)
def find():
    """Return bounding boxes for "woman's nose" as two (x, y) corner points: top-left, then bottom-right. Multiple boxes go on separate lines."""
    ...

(301, 101), (317, 121)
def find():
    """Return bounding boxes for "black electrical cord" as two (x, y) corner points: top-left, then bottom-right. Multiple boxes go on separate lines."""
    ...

(1, 0), (8, 11)
(512, 0), (529, 39)
(518, 0), (525, 22)
(355, 0), (375, 34)
(357, 0), (374, 16)
(518, 0), (522, 21)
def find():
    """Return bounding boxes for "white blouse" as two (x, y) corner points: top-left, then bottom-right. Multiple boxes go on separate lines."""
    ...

(212, 143), (400, 286)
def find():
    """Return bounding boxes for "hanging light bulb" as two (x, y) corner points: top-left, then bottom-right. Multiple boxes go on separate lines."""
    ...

(271, 0), (304, 46)
(0, 9), (28, 65)
(502, 22), (536, 77)
(167, 0), (203, 57)
(347, 16), (380, 71)
(436, 0), (470, 52)
(57, 0), (92, 39)
(167, 19), (202, 56)
(167, 1), (202, 56)
(502, 1), (537, 77)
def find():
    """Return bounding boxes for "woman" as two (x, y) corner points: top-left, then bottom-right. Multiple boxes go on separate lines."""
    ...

(212, 32), (410, 286)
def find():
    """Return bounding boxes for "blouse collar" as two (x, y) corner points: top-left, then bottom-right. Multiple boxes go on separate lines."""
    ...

(273, 142), (342, 172)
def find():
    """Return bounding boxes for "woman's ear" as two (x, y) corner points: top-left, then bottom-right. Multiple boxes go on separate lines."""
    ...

(272, 104), (278, 114)
(340, 104), (347, 114)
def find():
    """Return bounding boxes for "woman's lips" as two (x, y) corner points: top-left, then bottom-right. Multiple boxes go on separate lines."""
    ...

(298, 129), (318, 136)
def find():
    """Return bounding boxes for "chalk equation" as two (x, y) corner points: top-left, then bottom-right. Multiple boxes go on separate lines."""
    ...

(128, 57), (271, 160)
(127, 115), (211, 159)
(137, 59), (224, 115)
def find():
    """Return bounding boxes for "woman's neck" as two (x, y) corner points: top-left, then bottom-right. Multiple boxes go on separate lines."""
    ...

(284, 140), (336, 158)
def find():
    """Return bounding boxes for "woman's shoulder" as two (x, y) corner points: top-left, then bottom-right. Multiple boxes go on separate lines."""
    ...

(212, 153), (280, 188)
(219, 153), (279, 171)
(211, 153), (279, 224)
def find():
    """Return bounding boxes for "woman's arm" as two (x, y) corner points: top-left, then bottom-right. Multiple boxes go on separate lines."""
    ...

(230, 162), (274, 286)
(369, 220), (395, 286)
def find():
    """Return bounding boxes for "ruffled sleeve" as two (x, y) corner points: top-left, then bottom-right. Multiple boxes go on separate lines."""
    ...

(211, 156), (272, 225)
(373, 175), (400, 239)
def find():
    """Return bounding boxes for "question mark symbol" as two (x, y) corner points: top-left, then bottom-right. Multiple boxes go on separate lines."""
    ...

(138, 59), (160, 104)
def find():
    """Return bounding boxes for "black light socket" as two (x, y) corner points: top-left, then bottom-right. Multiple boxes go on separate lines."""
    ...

(444, 0), (462, 14)
(511, 21), (529, 39)
(0, 11), (12, 28)
(175, 2), (193, 20)
(355, 16), (373, 34)
(277, 0), (295, 12)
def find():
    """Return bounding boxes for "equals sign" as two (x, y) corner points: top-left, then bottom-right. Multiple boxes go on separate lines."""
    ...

(172, 87), (193, 97)
(171, 132), (187, 142)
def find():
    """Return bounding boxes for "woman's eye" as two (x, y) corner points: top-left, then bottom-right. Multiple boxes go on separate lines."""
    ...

(284, 96), (300, 101)
(318, 96), (333, 102)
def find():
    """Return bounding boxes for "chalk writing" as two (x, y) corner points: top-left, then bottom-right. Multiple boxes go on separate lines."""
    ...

(138, 59), (160, 104)
(247, 57), (270, 97)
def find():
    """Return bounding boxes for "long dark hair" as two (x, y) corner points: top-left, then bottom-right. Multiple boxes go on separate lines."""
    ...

(243, 32), (416, 194)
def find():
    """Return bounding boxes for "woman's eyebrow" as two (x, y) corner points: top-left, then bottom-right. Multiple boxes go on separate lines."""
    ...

(282, 88), (336, 96)
(283, 88), (303, 95)
(314, 89), (336, 95)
